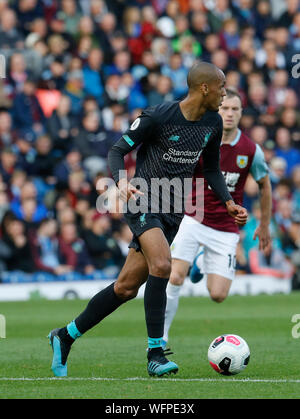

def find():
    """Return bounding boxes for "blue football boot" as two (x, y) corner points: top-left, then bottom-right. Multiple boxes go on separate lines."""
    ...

(48, 328), (71, 377)
(190, 250), (204, 284)
(147, 347), (178, 377)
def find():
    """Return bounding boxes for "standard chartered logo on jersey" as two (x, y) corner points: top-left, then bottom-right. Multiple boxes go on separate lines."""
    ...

(0, 314), (6, 338)
(163, 148), (202, 164)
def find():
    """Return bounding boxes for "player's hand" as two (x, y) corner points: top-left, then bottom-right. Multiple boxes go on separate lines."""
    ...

(225, 200), (248, 227)
(253, 224), (271, 251)
(117, 178), (144, 202)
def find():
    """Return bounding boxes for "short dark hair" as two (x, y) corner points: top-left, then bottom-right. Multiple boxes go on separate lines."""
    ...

(224, 88), (242, 106)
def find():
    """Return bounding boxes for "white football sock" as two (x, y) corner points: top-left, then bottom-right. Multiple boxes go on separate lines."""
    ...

(163, 282), (182, 343)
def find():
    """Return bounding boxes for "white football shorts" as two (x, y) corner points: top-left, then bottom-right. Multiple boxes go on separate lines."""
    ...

(171, 215), (240, 281)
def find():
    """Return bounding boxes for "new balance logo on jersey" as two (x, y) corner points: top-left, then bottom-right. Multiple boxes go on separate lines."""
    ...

(168, 135), (180, 142)
(204, 132), (212, 146)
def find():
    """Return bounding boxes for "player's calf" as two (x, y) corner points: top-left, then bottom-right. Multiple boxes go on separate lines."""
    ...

(209, 291), (227, 303)
(207, 274), (232, 303)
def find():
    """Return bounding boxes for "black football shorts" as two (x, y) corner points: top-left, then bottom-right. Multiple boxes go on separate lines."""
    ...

(124, 211), (180, 252)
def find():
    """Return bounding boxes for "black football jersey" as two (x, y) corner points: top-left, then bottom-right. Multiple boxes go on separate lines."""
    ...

(108, 101), (231, 225)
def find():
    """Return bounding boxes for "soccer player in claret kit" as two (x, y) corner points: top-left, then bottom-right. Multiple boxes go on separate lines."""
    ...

(48, 62), (248, 377)
(163, 89), (272, 346)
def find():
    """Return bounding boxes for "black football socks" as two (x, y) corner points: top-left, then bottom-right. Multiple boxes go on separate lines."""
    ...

(63, 282), (124, 341)
(60, 276), (169, 351)
(144, 274), (169, 349)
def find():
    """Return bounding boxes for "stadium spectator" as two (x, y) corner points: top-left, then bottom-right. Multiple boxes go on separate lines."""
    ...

(161, 52), (188, 99)
(2, 216), (34, 273)
(13, 130), (36, 173)
(250, 124), (268, 148)
(0, 110), (17, 148)
(46, 94), (76, 155)
(272, 178), (293, 212)
(53, 148), (83, 189)
(56, 0), (82, 36)
(15, 0), (44, 34)
(278, 107), (300, 147)
(268, 156), (287, 186)
(73, 110), (111, 160)
(10, 180), (48, 224)
(41, 59), (67, 91)
(57, 206), (77, 225)
(9, 170), (27, 201)
(276, 0), (300, 27)
(65, 170), (90, 209)
(29, 218), (72, 275)
(104, 50), (132, 78)
(113, 220), (132, 261)
(12, 78), (45, 134)
(0, 7), (24, 50)
(147, 74), (173, 107)
(28, 134), (57, 180)
(274, 127), (300, 177)
(219, 18), (240, 59)
(207, 0), (233, 32)
(82, 47), (104, 103)
(0, 147), (19, 184)
(82, 212), (123, 271)
(63, 70), (85, 116)
(190, 10), (211, 45)
(6, 53), (30, 99)
(274, 198), (294, 253)
(254, 0), (273, 39)
(95, 12), (118, 62)
(58, 222), (94, 274)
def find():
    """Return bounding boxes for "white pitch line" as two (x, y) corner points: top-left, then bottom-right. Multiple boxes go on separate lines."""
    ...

(0, 377), (300, 383)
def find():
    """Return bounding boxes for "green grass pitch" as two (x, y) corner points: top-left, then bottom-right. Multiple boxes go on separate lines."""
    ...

(0, 292), (300, 399)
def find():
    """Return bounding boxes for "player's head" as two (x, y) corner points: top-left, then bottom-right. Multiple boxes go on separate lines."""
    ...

(187, 61), (226, 111)
(218, 88), (242, 131)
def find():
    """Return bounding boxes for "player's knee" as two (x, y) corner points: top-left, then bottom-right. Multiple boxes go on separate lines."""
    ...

(114, 274), (139, 301)
(210, 290), (227, 303)
(170, 270), (185, 286)
(114, 282), (138, 301)
(149, 258), (172, 278)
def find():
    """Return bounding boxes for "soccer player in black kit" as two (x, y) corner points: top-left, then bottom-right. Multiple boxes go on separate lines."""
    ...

(48, 62), (248, 377)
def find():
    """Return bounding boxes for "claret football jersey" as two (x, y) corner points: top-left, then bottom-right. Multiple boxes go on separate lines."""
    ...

(186, 129), (269, 233)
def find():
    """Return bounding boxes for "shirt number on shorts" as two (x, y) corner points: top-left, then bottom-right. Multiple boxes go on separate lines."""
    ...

(228, 254), (236, 270)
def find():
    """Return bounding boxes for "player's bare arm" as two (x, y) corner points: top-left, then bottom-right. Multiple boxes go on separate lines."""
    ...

(253, 175), (272, 250)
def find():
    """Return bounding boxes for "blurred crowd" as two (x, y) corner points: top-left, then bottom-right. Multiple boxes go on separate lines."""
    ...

(0, 0), (299, 285)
